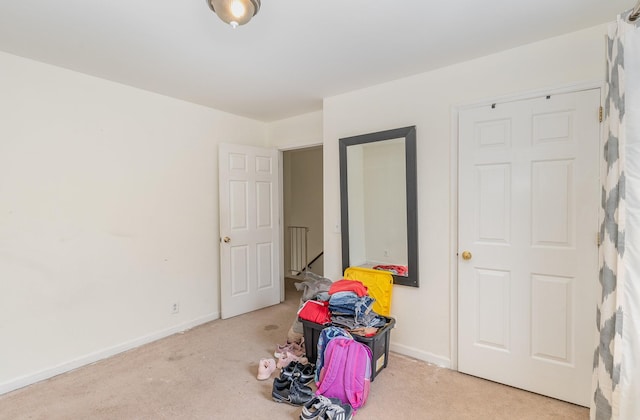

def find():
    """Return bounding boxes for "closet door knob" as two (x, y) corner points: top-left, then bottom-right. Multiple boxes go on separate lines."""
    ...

(461, 251), (472, 260)
(223, 237), (231, 243)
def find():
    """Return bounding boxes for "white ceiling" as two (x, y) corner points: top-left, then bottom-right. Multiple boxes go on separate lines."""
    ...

(0, 0), (633, 122)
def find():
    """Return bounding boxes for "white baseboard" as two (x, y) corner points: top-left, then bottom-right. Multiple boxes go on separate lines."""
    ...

(0, 312), (220, 396)
(390, 342), (452, 369)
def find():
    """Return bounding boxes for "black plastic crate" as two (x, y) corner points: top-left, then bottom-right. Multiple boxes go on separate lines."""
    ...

(300, 316), (395, 382)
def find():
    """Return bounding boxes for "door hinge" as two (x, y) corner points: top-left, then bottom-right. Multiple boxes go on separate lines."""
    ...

(597, 232), (602, 247)
(599, 106), (603, 123)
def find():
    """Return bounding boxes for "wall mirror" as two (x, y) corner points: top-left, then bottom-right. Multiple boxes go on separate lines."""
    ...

(339, 126), (418, 287)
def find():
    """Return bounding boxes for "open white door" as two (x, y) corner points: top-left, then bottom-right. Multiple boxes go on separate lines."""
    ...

(458, 89), (600, 405)
(219, 143), (280, 319)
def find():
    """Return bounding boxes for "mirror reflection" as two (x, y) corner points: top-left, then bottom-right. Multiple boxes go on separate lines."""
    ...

(339, 126), (418, 287)
(346, 138), (408, 274)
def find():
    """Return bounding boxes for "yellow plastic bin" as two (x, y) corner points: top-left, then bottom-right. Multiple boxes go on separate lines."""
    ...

(343, 267), (393, 316)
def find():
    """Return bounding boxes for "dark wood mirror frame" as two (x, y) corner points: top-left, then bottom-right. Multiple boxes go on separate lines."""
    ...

(339, 126), (419, 287)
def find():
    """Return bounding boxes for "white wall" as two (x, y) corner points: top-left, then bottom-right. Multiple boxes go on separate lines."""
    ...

(323, 24), (609, 366)
(267, 111), (323, 149)
(0, 51), (267, 393)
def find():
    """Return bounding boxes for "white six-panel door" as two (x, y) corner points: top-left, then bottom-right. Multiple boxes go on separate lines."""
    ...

(218, 143), (280, 319)
(458, 89), (601, 405)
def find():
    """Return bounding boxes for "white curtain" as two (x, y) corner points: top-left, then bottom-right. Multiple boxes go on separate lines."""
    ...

(592, 10), (640, 420)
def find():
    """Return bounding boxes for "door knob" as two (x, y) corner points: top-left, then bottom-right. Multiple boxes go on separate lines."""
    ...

(461, 251), (472, 260)
(223, 236), (231, 243)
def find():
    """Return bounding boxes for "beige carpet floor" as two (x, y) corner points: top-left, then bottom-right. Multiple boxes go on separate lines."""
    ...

(0, 280), (589, 419)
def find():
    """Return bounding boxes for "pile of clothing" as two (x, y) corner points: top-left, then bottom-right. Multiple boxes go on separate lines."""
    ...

(297, 278), (387, 337)
(288, 272), (334, 342)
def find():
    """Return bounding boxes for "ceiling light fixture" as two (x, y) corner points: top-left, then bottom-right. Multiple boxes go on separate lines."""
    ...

(207, 0), (261, 28)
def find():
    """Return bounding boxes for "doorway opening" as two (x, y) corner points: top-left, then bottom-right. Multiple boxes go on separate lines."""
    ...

(282, 145), (324, 300)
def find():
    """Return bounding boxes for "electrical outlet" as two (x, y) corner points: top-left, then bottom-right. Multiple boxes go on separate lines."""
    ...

(170, 302), (180, 314)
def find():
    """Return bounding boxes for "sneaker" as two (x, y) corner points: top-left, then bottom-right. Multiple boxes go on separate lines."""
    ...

(300, 395), (333, 420)
(274, 339), (306, 358)
(324, 399), (353, 420)
(271, 376), (313, 406)
(276, 350), (309, 369)
(257, 358), (277, 380)
(282, 361), (315, 385)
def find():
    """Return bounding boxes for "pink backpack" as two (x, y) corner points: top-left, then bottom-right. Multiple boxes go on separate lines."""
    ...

(316, 337), (372, 411)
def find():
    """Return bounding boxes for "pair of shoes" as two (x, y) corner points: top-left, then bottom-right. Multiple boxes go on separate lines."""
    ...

(300, 396), (353, 420)
(274, 338), (306, 358)
(272, 375), (313, 406)
(281, 361), (315, 385)
(257, 358), (277, 380)
(276, 350), (309, 369)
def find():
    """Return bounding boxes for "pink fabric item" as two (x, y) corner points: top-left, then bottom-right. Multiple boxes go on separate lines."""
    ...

(328, 279), (368, 297)
(373, 264), (408, 276)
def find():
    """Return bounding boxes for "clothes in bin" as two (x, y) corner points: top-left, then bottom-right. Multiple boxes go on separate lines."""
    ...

(300, 316), (395, 382)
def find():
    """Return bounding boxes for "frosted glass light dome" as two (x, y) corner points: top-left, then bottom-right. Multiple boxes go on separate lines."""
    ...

(207, 0), (261, 28)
